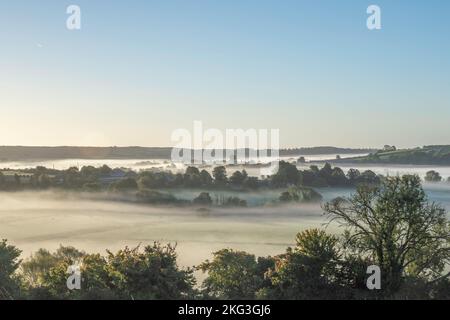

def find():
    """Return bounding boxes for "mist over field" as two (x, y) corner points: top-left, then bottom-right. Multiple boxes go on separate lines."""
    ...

(2, 182), (449, 272)
(0, 191), (327, 271)
(2, 156), (450, 272)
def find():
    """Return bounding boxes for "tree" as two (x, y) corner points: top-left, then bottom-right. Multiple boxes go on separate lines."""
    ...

(199, 249), (271, 299)
(383, 145), (396, 152)
(21, 246), (85, 290)
(229, 170), (247, 186)
(82, 182), (102, 192)
(185, 166), (200, 176)
(271, 161), (300, 187)
(14, 174), (21, 187)
(199, 170), (213, 186)
(30, 243), (196, 300)
(319, 163), (333, 180)
(265, 229), (343, 299)
(139, 171), (174, 189)
(323, 175), (450, 295)
(184, 166), (202, 187)
(100, 164), (113, 176)
(193, 192), (213, 206)
(330, 167), (348, 186)
(244, 176), (260, 189)
(136, 189), (178, 204)
(109, 178), (138, 192)
(104, 243), (196, 299)
(279, 187), (322, 203)
(299, 165), (329, 187)
(355, 170), (380, 185)
(309, 165), (319, 173)
(221, 196), (247, 207)
(63, 167), (81, 189)
(0, 240), (22, 300)
(21, 249), (58, 287)
(424, 170), (442, 182)
(37, 174), (51, 188)
(69, 253), (113, 300)
(213, 166), (228, 185)
(80, 165), (99, 181)
(346, 168), (361, 183)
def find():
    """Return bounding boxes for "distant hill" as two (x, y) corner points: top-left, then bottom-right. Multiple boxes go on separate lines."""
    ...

(0, 146), (173, 161)
(333, 145), (450, 165)
(280, 146), (374, 156)
(0, 146), (374, 161)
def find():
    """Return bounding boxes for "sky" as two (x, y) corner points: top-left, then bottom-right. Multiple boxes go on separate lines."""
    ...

(1, 0), (449, 148)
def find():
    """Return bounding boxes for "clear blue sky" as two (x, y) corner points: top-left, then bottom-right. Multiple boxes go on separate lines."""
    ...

(1, 0), (449, 148)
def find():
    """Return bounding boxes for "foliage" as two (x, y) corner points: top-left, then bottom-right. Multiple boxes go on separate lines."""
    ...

(136, 189), (178, 204)
(271, 161), (300, 187)
(193, 192), (213, 206)
(323, 175), (450, 294)
(264, 229), (344, 299)
(221, 196), (247, 207)
(212, 166), (228, 185)
(425, 170), (442, 182)
(21, 243), (196, 300)
(198, 249), (271, 299)
(279, 186), (323, 203)
(0, 240), (22, 300)
(109, 177), (138, 192)
(1, 162), (381, 197)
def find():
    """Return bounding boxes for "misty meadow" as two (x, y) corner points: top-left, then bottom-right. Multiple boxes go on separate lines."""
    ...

(1, 155), (450, 300)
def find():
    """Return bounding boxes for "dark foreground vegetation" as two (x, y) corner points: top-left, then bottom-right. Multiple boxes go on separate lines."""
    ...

(1, 175), (449, 300)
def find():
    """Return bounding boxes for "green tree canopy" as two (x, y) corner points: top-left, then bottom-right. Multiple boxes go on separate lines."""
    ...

(199, 249), (272, 299)
(0, 240), (22, 300)
(324, 175), (450, 294)
(212, 166), (228, 185)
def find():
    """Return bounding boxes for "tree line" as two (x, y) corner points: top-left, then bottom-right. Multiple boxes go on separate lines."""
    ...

(0, 162), (385, 207)
(0, 161), (381, 192)
(424, 170), (450, 182)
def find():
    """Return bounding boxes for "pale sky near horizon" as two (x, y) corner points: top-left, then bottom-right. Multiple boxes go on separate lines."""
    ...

(1, 1), (449, 148)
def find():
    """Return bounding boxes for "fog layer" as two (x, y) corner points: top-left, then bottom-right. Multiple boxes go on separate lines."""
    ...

(1, 183), (449, 270)
(0, 191), (326, 270)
